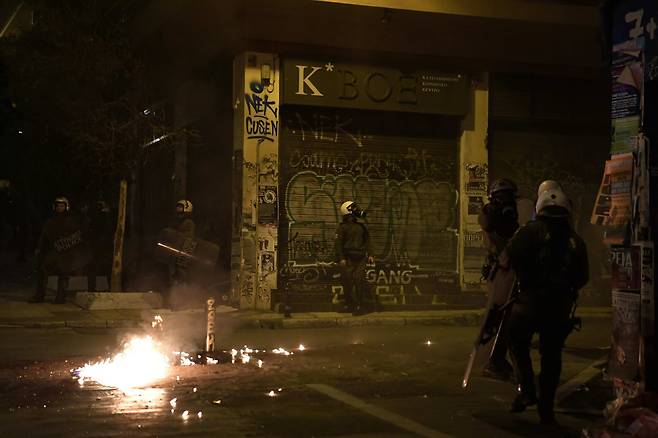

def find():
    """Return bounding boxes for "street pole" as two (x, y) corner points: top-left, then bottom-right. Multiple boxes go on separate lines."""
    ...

(206, 298), (215, 353)
(111, 179), (127, 292)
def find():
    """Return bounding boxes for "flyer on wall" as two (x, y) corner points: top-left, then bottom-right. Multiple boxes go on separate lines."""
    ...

(591, 153), (633, 244)
(611, 41), (643, 155)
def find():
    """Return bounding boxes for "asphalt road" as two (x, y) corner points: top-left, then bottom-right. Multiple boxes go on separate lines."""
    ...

(0, 317), (612, 437)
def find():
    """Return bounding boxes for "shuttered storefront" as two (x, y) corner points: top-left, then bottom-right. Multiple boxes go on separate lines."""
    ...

(277, 105), (461, 310)
(489, 73), (610, 293)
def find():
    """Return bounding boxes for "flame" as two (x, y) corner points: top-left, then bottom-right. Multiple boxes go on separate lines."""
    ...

(298, 344), (306, 351)
(75, 336), (170, 390)
(151, 315), (163, 330)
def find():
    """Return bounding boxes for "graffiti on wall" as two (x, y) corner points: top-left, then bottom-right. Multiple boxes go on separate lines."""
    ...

(288, 147), (453, 180)
(287, 111), (368, 148)
(245, 82), (278, 143)
(281, 171), (458, 302)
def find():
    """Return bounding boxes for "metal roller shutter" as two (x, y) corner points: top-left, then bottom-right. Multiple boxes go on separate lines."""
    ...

(277, 105), (461, 310)
(489, 73), (610, 299)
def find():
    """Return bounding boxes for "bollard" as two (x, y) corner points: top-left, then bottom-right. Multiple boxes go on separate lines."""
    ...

(206, 298), (215, 353)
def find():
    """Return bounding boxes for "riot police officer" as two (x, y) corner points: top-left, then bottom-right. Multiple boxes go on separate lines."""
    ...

(479, 178), (519, 381)
(504, 188), (589, 425)
(30, 197), (85, 304)
(335, 200), (374, 315)
(169, 199), (196, 286)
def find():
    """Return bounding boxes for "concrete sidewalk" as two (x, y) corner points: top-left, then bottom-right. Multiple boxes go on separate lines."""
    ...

(0, 295), (612, 330)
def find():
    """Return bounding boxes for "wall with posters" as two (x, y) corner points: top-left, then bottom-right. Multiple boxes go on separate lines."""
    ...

(232, 52), (280, 310)
(460, 74), (489, 290)
(607, 0), (658, 391)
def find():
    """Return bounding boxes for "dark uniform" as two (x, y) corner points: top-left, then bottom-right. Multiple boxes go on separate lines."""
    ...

(31, 210), (86, 303)
(335, 215), (372, 315)
(478, 180), (519, 380)
(504, 213), (588, 423)
(167, 212), (196, 286)
(478, 199), (519, 257)
(86, 201), (113, 292)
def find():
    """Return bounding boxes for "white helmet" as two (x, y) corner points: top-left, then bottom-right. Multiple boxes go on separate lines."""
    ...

(536, 189), (571, 217)
(340, 201), (355, 216)
(176, 199), (193, 213)
(537, 180), (562, 198)
(53, 196), (70, 211)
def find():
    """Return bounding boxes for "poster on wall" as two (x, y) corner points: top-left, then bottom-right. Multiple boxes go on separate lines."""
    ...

(464, 163), (488, 195)
(467, 196), (484, 216)
(463, 231), (487, 286)
(609, 290), (642, 381)
(611, 245), (641, 291)
(591, 153), (633, 243)
(640, 242), (654, 336)
(611, 42), (643, 155)
(258, 185), (278, 225)
(608, 245), (642, 381)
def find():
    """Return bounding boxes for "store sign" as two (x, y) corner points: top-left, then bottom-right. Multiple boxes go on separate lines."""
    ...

(282, 59), (468, 115)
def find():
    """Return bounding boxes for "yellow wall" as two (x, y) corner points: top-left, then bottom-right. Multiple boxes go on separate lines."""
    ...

(459, 74), (489, 291)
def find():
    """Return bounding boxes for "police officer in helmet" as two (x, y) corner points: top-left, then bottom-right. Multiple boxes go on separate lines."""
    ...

(503, 187), (589, 425)
(335, 200), (374, 315)
(478, 178), (519, 381)
(30, 197), (84, 304)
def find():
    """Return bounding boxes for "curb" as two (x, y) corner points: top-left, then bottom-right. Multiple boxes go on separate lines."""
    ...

(0, 307), (610, 330)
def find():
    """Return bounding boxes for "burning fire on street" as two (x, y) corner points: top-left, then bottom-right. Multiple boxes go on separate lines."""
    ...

(70, 313), (303, 419)
(74, 335), (170, 390)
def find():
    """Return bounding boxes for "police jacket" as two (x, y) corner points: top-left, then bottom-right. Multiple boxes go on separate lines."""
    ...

(171, 215), (195, 238)
(37, 212), (83, 254)
(504, 217), (588, 299)
(478, 200), (519, 254)
(335, 216), (371, 261)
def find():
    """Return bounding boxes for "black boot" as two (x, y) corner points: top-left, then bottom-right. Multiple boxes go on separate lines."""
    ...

(30, 270), (47, 303)
(483, 358), (514, 382)
(28, 293), (45, 303)
(538, 374), (557, 424)
(54, 276), (68, 304)
(510, 391), (538, 413)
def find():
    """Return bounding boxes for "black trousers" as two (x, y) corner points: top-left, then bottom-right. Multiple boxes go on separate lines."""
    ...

(508, 296), (573, 417)
(340, 256), (368, 308)
(34, 267), (68, 301)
